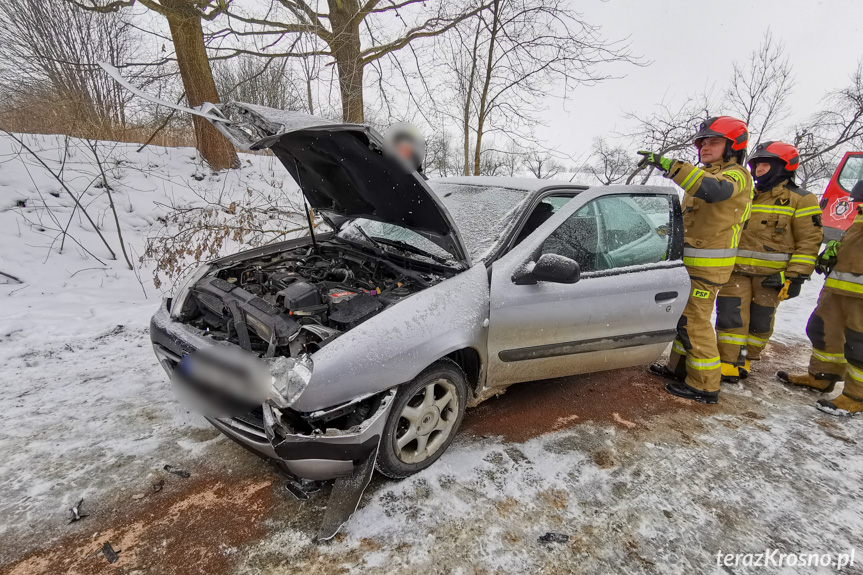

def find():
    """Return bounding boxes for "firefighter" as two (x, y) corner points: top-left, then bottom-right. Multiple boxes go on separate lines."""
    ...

(385, 122), (427, 178)
(641, 116), (753, 403)
(777, 181), (863, 416)
(715, 142), (822, 383)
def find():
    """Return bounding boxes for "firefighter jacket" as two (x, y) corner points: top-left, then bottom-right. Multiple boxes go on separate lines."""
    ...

(665, 159), (754, 284)
(825, 206), (863, 299)
(733, 180), (822, 277)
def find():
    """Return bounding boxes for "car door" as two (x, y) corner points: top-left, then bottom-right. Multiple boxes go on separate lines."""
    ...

(485, 188), (690, 387)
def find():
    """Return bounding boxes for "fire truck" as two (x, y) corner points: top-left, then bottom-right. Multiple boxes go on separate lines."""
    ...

(820, 151), (863, 241)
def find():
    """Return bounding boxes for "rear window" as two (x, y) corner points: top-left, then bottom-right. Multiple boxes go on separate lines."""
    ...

(838, 156), (863, 193)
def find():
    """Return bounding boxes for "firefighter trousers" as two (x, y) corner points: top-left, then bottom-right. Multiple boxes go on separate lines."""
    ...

(806, 289), (863, 399)
(715, 272), (781, 364)
(667, 277), (723, 393)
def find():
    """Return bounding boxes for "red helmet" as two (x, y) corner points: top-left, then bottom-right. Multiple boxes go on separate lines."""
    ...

(693, 116), (749, 151)
(747, 141), (799, 171)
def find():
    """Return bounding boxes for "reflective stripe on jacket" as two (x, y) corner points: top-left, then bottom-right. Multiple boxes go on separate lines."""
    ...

(734, 179), (823, 277)
(666, 159), (753, 284)
(825, 209), (863, 299)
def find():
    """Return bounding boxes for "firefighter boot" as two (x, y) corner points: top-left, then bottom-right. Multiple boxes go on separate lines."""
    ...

(739, 359), (752, 379)
(665, 381), (719, 404)
(816, 394), (863, 417)
(721, 362), (740, 384)
(776, 371), (837, 393)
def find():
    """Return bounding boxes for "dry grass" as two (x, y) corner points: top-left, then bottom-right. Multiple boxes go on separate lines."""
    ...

(0, 97), (197, 149)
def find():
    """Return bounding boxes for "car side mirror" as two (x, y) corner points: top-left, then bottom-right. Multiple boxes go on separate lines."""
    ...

(850, 180), (863, 202)
(512, 253), (581, 285)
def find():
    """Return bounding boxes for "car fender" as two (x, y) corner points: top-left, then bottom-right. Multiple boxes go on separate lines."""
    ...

(291, 263), (490, 412)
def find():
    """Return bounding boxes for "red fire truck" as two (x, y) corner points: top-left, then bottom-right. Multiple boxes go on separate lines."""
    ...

(821, 151), (863, 241)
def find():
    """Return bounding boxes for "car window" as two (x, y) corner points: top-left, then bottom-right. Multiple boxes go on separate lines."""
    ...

(541, 195), (672, 273)
(838, 156), (863, 193)
(513, 195), (574, 247)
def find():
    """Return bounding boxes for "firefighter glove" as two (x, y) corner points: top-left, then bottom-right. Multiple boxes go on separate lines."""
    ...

(815, 240), (841, 276)
(762, 271), (786, 289)
(777, 275), (806, 301)
(637, 151), (673, 173)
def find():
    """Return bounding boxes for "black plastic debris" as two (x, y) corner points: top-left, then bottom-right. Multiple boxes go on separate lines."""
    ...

(538, 532), (570, 544)
(68, 498), (88, 524)
(152, 479), (165, 492)
(163, 464), (190, 478)
(101, 541), (120, 563)
(284, 478), (320, 501)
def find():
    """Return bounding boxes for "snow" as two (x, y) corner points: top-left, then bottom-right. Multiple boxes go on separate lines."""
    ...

(0, 133), (302, 543)
(1, 132), (857, 574)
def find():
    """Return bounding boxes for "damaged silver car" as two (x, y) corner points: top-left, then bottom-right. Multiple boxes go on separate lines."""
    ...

(102, 65), (691, 538)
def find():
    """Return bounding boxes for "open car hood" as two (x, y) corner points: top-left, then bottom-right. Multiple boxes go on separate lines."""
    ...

(221, 104), (470, 266)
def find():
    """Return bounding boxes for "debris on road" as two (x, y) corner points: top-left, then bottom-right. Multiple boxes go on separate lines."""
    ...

(538, 532), (569, 544)
(164, 464), (190, 478)
(284, 478), (320, 501)
(67, 498), (87, 524)
(132, 493), (145, 500)
(99, 541), (120, 563)
(153, 479), (165, 492)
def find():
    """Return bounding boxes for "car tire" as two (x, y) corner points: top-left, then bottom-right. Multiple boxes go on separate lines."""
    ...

(376, 358), (468, 479)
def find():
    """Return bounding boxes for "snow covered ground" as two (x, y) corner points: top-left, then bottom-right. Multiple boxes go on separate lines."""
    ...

(1, 134), (861, 574)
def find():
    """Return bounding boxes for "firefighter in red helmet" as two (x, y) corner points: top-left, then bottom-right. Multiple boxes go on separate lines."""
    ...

(641, 116), (754, 403)
(715, 141), (823, 383)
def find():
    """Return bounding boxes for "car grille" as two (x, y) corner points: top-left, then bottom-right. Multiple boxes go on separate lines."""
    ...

(233, 406), (265, 431)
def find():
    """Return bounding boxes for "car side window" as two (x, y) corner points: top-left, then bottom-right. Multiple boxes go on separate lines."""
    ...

(513, 195), (574, 247)
(541, 195), (672, 273)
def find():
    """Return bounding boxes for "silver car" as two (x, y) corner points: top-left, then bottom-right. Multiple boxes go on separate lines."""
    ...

(146, 103), (690, 537)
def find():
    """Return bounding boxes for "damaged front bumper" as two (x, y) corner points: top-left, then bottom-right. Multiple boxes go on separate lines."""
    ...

(150, 298), (394, 481)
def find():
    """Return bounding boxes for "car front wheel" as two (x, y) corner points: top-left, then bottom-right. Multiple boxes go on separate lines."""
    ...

(376, 359), (468, 479)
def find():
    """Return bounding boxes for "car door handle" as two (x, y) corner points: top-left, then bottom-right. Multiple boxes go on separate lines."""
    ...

(655, 291), (678, 304)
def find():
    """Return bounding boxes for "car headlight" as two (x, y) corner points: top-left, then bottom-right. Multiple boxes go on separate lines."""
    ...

(266, 354), (313, 408)
(170, 263), (212, 319)
(245, 314), (273, 343)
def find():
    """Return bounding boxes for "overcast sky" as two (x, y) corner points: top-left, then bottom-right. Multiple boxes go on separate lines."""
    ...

(539, 0), (863, 163)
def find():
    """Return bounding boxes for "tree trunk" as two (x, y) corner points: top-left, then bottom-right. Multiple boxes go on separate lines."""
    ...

(163, 0), (237, 170)
(463, 22), (482, 175)
(329, 0), (364, 123)
(473, 0), (500, 175)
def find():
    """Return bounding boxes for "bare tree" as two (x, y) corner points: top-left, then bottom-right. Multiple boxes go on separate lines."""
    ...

(68, 0), (238, 170)
(525, 149), (563, 179)
(793, 61), (863, 189)
(0, 0), (137, 133)
(501, 140), (524, 177)
(725, 30), (794, 148)
(425, 130), (462, 177)
(478, 144), (507, 176)
(587, 137), (632, 185)
(216, 0), (489, 124)
(213, 54), (306, 111)
(621, 94), (713, 184)
(438, 0), (637, 176)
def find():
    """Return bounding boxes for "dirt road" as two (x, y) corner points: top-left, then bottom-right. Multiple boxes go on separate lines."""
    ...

(4, 338), (862, 575)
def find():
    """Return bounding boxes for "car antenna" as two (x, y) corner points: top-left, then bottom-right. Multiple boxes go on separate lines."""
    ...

(294, 158), (318, 253)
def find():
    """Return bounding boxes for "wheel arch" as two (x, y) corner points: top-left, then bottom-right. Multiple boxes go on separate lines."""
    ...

(443, 347), (484, 399)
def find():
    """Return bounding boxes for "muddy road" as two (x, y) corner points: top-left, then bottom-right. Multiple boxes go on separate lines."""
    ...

(3, 336), (862, 575)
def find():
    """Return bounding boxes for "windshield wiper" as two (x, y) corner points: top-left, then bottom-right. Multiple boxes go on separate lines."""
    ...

(370, 236), (450, 264)
(353, 226), (384, 251)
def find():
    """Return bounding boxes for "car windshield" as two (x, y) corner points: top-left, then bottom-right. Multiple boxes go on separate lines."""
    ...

(431, 182), (533, 261)
(337, 218), (457, 265)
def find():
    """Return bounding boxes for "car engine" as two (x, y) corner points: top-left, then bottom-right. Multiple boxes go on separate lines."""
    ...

(175, 242), (449, 358)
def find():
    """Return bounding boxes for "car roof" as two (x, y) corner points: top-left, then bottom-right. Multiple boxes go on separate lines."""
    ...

(432, 176), (678, 197)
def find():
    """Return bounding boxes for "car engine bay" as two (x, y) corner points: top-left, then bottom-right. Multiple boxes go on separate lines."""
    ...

(172, 241), (452, 359)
